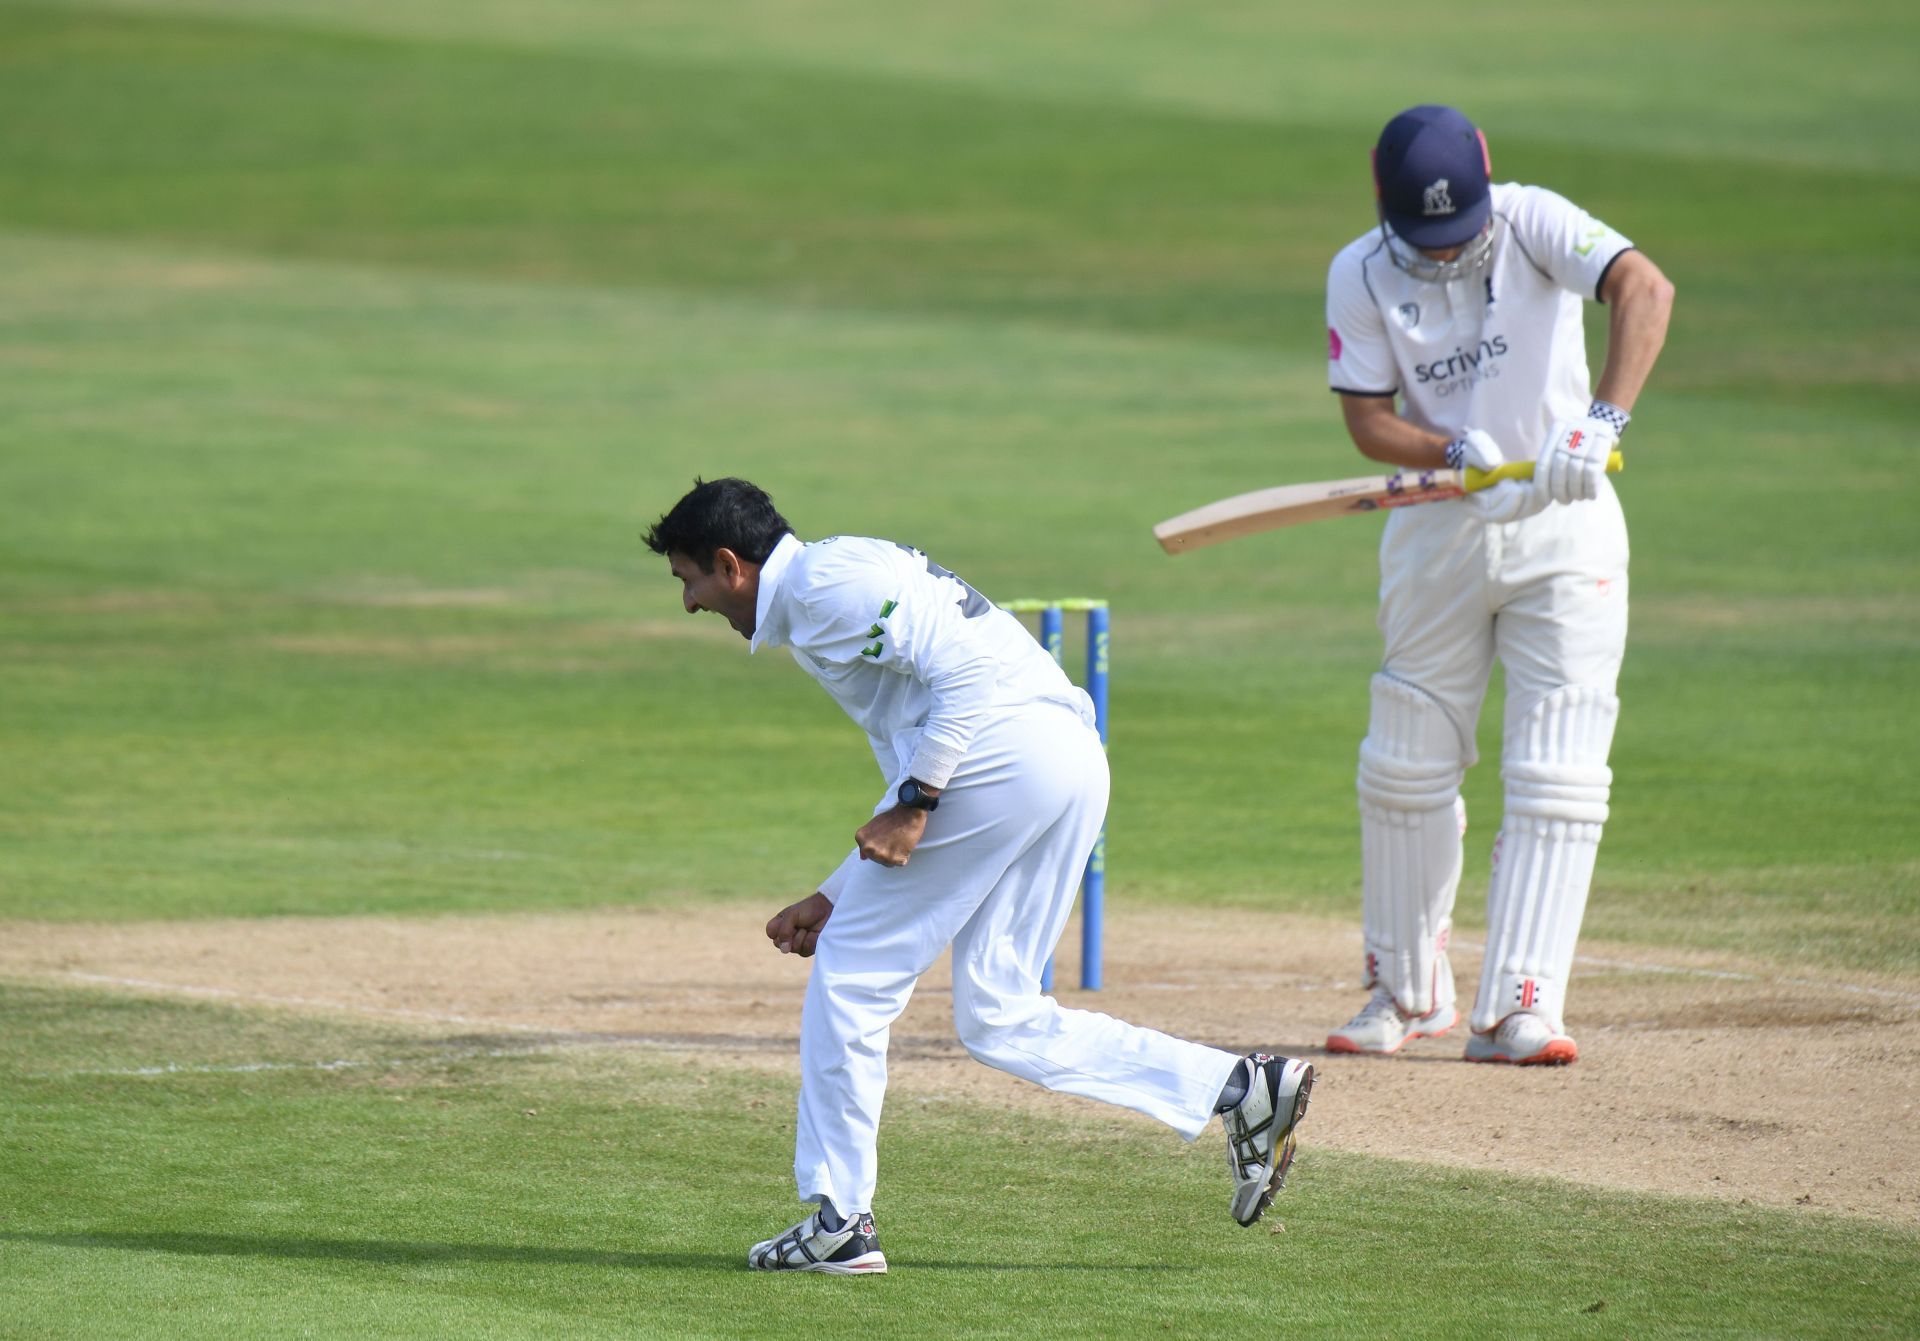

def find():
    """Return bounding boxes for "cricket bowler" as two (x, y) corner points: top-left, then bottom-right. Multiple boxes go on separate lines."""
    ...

(645, 477), (1313, 1273)
(1322, 105), (1675, 1063)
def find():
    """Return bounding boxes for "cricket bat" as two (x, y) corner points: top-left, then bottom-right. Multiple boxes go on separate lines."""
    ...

(1153, 453), (1624, 555)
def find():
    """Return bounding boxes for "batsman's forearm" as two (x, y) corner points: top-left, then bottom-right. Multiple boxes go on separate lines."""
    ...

(1340, 396), (1453, 470)
(1593, 265), (1675, 413)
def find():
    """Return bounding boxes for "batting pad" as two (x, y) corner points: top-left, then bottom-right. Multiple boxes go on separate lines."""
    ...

(1473, 684), (1619, 1033)
(1357, 674), (1470, 1017)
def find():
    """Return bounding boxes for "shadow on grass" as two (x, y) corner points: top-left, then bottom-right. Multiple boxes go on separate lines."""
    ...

(0, 1230), (1176, 1273)
(0, 1230), (728, 1271)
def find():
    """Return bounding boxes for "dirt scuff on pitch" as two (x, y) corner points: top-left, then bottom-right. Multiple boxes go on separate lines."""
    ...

(4, 905), (1916, 1225)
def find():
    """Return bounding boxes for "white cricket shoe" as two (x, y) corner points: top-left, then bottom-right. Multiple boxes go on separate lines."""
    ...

(1221, 1053), (1314, 1227)
(1463, 1012), (1578, 1066)
(747, 1207), (888, 1274)
(1326, 987), (1458, 1055)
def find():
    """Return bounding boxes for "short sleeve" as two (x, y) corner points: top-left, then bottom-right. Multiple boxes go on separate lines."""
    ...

(1501, 185), (1634, 301)
(1327, 247), (1398, 396)
(794, 586), (905, 671)
(785, 545), (997, 790)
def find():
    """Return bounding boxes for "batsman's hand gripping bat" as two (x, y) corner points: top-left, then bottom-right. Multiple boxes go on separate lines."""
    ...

(1153, 452), (1623, 555)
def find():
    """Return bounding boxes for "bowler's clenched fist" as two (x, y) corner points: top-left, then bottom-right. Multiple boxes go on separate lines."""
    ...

(767, 891), (834, 957)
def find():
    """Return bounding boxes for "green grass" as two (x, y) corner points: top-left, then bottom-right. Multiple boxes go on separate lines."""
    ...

(28, 0), (1920, 176)
(5, 982), (1917, 1339)
(1, 3), (1916, 388)
(1, 1), (1917, 1333)
(1, 225), (1913, 968)
(0, 0), (1915, 968)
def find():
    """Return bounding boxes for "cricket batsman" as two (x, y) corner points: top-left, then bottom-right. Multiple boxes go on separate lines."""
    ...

(1322, 105), (1674, 1063)
(645, 477), (1313, 1273)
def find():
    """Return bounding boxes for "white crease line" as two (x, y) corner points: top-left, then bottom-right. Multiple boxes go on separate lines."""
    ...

(1773, 975), (1920, 1003)
(1450, 940), (1920, 1006)
(55, 1058), (372, 1078)
(1573, 956), (1759, 983)
(33, 1036), (796, 1081)
(36, 1046), (551, 1080)
(44, 939), (1920, 1029)
(58, 972), (550, 1032)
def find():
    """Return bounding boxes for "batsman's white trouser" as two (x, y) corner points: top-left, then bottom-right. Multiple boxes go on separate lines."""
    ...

(1369, 482), (1629, 1033)
(795, 700), (1242, 1216)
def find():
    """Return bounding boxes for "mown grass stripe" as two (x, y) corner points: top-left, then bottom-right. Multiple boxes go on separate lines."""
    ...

(1, 5), (1913, 398)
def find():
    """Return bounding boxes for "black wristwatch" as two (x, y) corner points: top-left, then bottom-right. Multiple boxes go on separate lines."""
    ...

(896, 778), (941, 812)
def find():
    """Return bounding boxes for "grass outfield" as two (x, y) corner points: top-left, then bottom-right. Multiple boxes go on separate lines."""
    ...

(1, 0), (1917, 1333)
(5, 981), (1917, 1340)
(3, 228), (1912, 969)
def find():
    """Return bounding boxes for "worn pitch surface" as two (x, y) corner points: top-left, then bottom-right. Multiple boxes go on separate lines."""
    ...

(7, 904), (1913, 1225)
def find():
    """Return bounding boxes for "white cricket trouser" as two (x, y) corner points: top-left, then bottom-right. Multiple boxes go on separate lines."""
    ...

(1379, 484), (1629, 744)
(794, 700), (1242, 1217)
(1376, 484), (1629, 1029)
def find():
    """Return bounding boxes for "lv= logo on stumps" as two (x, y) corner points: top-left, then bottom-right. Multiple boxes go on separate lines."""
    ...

(1001, 598), (1107, 991)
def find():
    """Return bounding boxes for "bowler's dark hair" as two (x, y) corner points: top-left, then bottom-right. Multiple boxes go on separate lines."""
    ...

(644, 477), (793, 570)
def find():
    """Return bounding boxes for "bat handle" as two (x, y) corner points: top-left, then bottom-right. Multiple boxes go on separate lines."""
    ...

(1463, 451), (1625, 493)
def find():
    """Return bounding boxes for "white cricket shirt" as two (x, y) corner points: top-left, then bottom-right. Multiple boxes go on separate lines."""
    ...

(749, 533), (1087, 792)
(1325, 183), (1634, 461)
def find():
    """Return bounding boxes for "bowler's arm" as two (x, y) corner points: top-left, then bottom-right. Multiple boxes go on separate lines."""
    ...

(1340, 394), (1452, 473)
(1592, 251), (1675, 413)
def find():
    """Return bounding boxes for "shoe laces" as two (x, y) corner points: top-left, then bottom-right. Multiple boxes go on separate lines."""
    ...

(1347, 988), (1406, 1027)
(1497, 1012), (1554, 1045)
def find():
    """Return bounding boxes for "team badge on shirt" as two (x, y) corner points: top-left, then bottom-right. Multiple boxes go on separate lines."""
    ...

(1396, 302), (1420, 329)
(861, 599), (898, 658)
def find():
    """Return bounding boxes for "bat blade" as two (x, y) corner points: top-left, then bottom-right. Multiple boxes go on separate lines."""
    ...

(1153, 452), (1623, 555)
(1154, 469), (1466, 554)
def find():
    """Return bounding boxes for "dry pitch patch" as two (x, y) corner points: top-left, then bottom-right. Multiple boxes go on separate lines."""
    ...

(4, 905), (1916, 1225)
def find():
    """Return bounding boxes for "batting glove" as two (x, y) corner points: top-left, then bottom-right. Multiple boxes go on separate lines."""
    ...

(1534, 416), (1616, 506)
(1588, 399), (1632, 435)
(1444, 427), (1503, 474)
(1453, 428), (1547, 525)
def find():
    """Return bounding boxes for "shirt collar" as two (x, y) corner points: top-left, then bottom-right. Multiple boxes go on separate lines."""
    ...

(747, 532), (802, 654)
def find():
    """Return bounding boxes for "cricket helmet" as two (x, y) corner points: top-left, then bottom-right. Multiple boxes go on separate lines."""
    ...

(1372, 105), (1495, 282)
